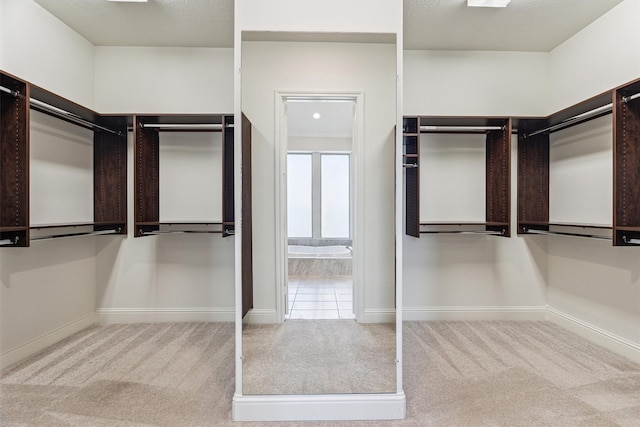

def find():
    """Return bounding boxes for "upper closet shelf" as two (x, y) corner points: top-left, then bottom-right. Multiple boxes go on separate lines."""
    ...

(133, 114), (235, 237)
(403, 116), (512, 238)
(1, 70), (128, 247)
(517, 77), (640, 246)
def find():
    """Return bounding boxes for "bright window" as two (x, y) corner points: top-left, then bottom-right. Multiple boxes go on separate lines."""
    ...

(321, 154), (350, 238)
(287, 152), (350, 239)
(287, 154), (313, 238)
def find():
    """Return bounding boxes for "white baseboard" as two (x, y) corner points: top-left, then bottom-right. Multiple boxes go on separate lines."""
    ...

(97, 307), (234, 323)
(403, 305), (548, 321)
(547, 307), (640, 364)
(233, 392), (406, 421)
(1, 312), (98, 370)
(242, 308), (278, 324)
(363, 309), (396, 323)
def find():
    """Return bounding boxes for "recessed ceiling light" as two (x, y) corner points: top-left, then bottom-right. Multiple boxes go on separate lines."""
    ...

(467, 0), (510, 7)
(312, 113), (321, 120)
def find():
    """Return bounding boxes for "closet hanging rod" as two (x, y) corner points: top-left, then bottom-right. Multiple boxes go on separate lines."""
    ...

(622, 92), (640, 103)
(420, 125), (503, 132)
(0, 238), (17, 245)
(29, 98), (122, 136)
(420, 230), (505, 236)
(140, 123), (230, 130)
(526, 103), (612, 138)
(31, 229), (120, 241)
(139, 230), (223, 235)
(622, 236), (640, 245)
(524, 228), (611, 240)
(0, 85), (19, 97)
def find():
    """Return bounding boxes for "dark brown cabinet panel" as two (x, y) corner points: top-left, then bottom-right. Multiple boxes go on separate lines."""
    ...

(241, 113), (253, 319)
(517, 129), (549, 235)
(222, 115), (235, 237)
(134, 115), (160, 236)
(614, 78), (640, 246)
(133, 114), (235, 237)
(0, 72), (29, 247)
(1, 70), (128, 246)
(94, 116), (128, 234)
(402, 117), (419, 237)
(403, 116), (511, 238)
(516, 77), (640, 246)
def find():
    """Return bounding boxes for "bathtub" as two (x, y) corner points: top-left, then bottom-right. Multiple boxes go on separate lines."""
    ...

(288, 245), (352, 277)
(287, 245), (352, 259)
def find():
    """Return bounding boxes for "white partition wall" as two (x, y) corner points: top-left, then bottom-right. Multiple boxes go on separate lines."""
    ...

(233, 0), (405, 421)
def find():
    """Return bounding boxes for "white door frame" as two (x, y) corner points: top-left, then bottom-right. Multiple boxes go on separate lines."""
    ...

(275, 92), (364, 322)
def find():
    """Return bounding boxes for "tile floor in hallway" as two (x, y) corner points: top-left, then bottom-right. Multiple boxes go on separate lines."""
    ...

(286, 277), (354, 319)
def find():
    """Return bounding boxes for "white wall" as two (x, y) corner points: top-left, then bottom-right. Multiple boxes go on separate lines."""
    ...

(29, 111), (94, 225)
(549, 0), (640, 113)
(237, 0), (400, 35)
(420, 133), (486, 222)
(404, 133), (548, 319)
(0, 0), (95, 107)
(402, 50), (549, 319)
(94, 47), (233, 113)
(549, 115), (612, 225)
(242, 41), (397, 321)
(94, 47), (236, 322)
(0, 0), (97, 369)
(404, 50), (549, 117)
(546, 0), (640, 362)
(288, 136), (352, 152)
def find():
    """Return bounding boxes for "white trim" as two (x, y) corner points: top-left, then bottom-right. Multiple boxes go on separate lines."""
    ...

(0, 312), (97, 370)
(547, 306), (640, 364)
(275, 92), (364, 324)
(395, 25), (404, 396)
(275, 93), (288, 322)
(241, 308), (279, 324)
(233, 392), (406, 421)
(363, 309), (397, 323)
(403, 306), (548, 321)
(97, 308), (234, 323)
(234, 23), (243, 397)
(351, 94), (365, 323)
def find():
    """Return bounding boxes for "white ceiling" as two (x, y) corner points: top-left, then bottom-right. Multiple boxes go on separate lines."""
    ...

(286, 101), (354, 138)
(404, 0), (623, 51)
(33, 0), (623, 52)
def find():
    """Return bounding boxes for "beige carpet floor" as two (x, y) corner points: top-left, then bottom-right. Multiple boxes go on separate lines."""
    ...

(1, 321), (640, 426)
(243, 320), (396, 394)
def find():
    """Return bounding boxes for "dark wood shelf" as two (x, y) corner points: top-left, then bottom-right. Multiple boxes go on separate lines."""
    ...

(403, 116), (511, 238)
(517, 76), (640, 246)
(521, 224), (612, 241)
(615, 226), (640, 232)
(29, 222), (125, 241)
(133, 114), (234, 238)
(136, 222), (225, 236)
(614, 77), (640, 246)
(1, 70), (128, 246)
(1, 71), (29, 247)
(419, 221), (509, 236)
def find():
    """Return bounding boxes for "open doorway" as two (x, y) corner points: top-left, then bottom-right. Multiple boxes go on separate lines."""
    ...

(284, 98), (355, 320)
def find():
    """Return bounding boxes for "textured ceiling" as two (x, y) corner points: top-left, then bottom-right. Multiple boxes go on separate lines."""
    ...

(33, 0), (623, 51)
(33, 0), (234, 48)
(404, 0), (623, 51)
